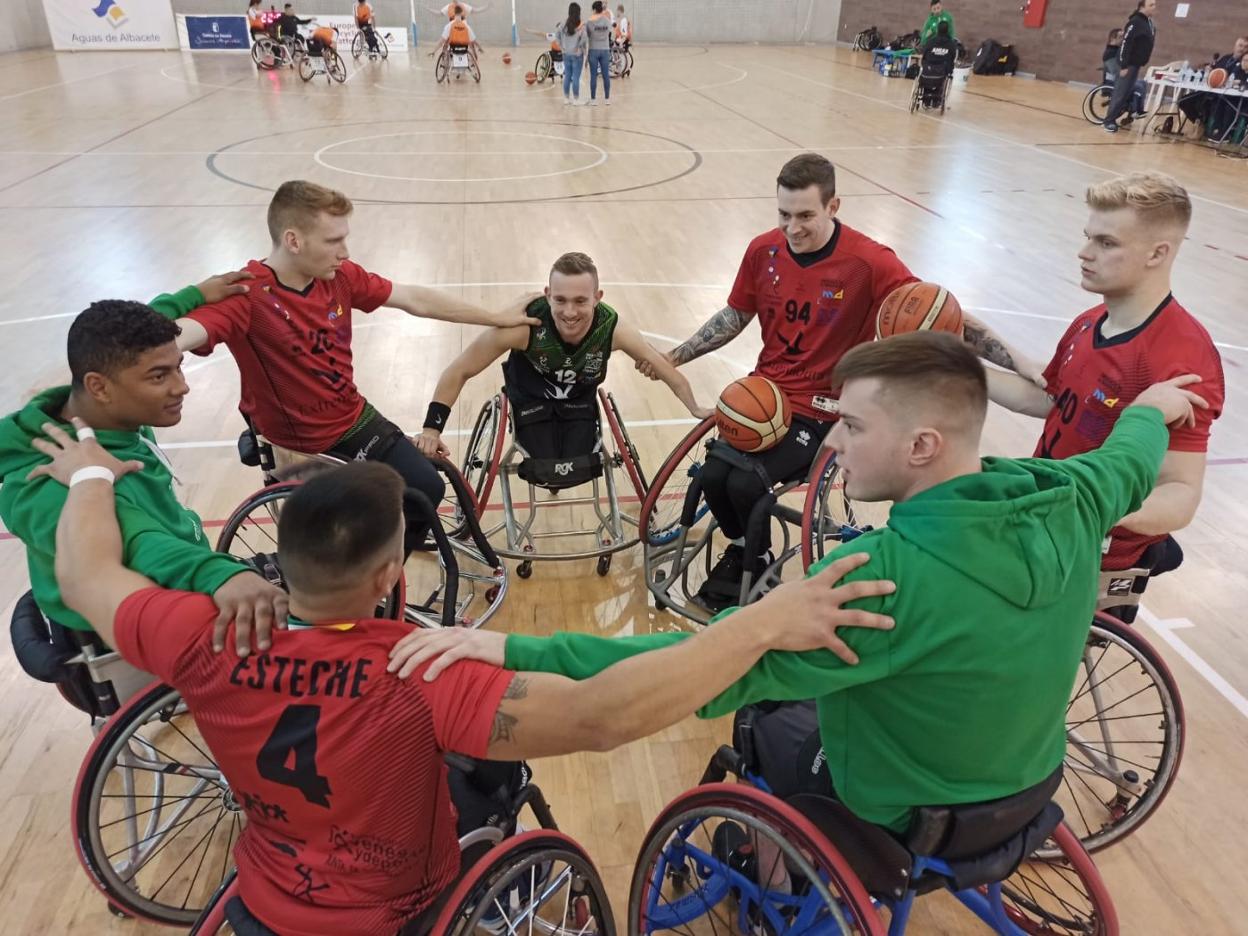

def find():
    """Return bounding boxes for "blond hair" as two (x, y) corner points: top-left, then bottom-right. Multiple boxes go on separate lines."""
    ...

(550, 251), (599, 287)
(1085, 172), (1191, 232)
(267, 180), (353, 243)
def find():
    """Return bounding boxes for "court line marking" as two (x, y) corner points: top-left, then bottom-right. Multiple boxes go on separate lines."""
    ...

(5, 285), (1248, 354)
(1138, 605), (1248, 720)
(0, 62), (148, 103)
(312, 130), (609, 183)
(757, 61), (1248, 220)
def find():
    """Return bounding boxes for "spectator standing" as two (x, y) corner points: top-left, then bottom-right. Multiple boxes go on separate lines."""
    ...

(920, 0), (954, 45)
(586, 1), (613, 105)
(1104, 0), (1157, 133)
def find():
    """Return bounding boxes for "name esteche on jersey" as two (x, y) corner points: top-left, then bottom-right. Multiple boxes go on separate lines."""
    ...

(229, 653), (372, 699)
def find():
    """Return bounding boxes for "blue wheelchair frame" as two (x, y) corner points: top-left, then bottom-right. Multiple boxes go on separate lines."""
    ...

(640, 769), (1033, 936)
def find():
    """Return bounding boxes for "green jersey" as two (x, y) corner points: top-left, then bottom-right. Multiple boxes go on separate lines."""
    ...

(503, 297), (618, 401)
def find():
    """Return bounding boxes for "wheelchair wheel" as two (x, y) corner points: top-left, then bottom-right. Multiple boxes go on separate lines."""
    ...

(458, 395), (506, 526)
(376, 31), (389, 59)
(629, 783), (884, 935)
(431, 829), (616, 934)
(215, 481), (405, 619)
(800, 447), (878, 570)
(188, 869), (237, 934)
(470, 53), (481, 82)
(251, 37), (276, 70)
(297, 52), (315, 81)
(639, 417), (715, 547)
(73, 682), (241, 926)
(351, 30), (365, 60)
(610, 47), (626, 77)
(326, 48), (347, 83)
(1046, 612), (1184, 857)
(436, 50), (451, 83)
(998, 822), (1119, 936)
(909, 82), (920, 113)
(1082, 84), (1114, 124)
(600, 388), (648, 500)
(535, 50), (552, 82)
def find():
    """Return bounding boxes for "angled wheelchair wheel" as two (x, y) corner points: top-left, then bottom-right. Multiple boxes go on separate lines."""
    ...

(251, 38), (276, 70)
(326, 48), (347, 83)
(187, 869), (237, 934)
(535, 50), (553, 82)
(800, 447), (878, 570)
(629, 783), (884, 936)
(297, 52), (315, 81)
(998, 822), (1118, 936)
(909, 83), (920, 113)
(215, 481), (405, 619)
(350, 30), (365, 60)
(376, 31), (389, 59)
(610, 47), (626, 77)
(639, 417), (715, 547)
(470, 53), (481, 82)
(436, 50), (451, 83)
(600, 388), (648, 500)
(73, 682), (242, 926)
(458, 394), (506, 527)
(1082, 84), (1114, 124)
(431, 829), (616, 935)
(1047, 612), (1183, 857)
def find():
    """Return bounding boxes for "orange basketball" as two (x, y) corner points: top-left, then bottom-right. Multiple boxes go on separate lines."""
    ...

(876, 282), (964, 339)
(524, 71), (537, 85)
(1208, 67), (1228, 89)
(715, 376), (791, 453)
(502, 53), (512, 64)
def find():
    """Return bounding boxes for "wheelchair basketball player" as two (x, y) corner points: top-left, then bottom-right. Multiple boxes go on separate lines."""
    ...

(416, 251), (711, 463)
(987, 171), (1225, 621)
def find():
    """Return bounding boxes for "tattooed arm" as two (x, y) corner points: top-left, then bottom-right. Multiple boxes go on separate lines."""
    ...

(962, 314), (1046, 387)
(636, 305), (754, 379)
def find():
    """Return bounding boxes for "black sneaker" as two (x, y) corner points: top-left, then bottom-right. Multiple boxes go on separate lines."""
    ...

(1103, 122), (1118, 133)
(695, 545), (746, 611)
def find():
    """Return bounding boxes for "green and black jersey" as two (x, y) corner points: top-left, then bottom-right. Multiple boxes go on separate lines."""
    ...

(503, 297), (619, 401)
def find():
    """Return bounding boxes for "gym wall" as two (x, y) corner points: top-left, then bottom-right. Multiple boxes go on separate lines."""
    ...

(1, 0), (52, 53)
(835, 0), (1248, 83)
(168, 0), (842, 45)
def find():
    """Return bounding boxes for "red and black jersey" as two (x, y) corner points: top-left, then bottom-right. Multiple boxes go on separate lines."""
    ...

(1037, 295), (1224, 569)
(727, 222), (917, 420)
(113, 589), (513, 936)
(186, 260), (393, 453)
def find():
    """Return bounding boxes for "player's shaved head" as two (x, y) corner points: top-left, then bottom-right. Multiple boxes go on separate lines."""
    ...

(278, 462), (405, 597)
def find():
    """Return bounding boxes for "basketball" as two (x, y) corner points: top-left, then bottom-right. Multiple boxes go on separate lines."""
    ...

(1208, 67), (1228, 89)
(715, 376), (791, 453)
(876, 281), (964, 339)
(525, 71), (537, 85)
(502, 53), (512, 64)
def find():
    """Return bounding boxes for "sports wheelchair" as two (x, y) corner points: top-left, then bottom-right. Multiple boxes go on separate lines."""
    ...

(438, 43), (482, 83)
(610, 39), (633, 78)
(300, 27), (348, 83)
(641, 422), (884, 626)
(535, 44), (566, 83)
(628, 745), (1118, 935)
(351, 24), (390, 61)
(235, 427), (508, 630)
(189, 759), (614, 935)
(910, 67), (952, 114)
(456, 387), (648, 579)
(12, 604), (251, 924)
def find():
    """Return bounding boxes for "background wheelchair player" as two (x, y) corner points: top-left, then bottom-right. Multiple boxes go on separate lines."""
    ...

(433, 5), (482, 82)
(418, 251), (712, 578)
(913, 20), (956, 113)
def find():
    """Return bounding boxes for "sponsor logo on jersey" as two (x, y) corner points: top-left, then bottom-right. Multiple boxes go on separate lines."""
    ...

(796, 429), (811, 446)
(1091, 388), (1119, 407)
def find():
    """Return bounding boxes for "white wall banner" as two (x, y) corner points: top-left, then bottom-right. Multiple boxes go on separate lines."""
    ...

(44, 0), (178, 50)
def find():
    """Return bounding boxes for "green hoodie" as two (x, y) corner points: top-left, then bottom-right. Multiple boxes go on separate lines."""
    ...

(921, 9), (955, 44)
(504, 407), (1168, 832)
(0, 287), (249, 633)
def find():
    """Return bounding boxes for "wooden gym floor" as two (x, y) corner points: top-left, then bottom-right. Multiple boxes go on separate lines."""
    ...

(1, 41), (1246, 934)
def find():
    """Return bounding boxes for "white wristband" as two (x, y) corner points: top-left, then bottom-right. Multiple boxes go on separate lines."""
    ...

(69, 466), (116, 488)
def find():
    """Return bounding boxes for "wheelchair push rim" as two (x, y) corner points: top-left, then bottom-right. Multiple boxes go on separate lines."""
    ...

(1048, 612), (1184, 857)
(628, 783), (884, 936)
(73, 681), (242, 925)
(432, 829), (617, 935)
(639, 416), (715, 548)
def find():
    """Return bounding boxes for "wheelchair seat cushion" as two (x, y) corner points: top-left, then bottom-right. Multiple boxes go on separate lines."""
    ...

(929, 800), (1062, 892)
(787, 793), (914, 901)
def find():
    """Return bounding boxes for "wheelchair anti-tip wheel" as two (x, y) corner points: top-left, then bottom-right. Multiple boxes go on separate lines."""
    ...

(1050, 612), (1184, 857)
(431, 829), (616, 935)
(73, 682), (241, 926)
(629, 783), (883, 935)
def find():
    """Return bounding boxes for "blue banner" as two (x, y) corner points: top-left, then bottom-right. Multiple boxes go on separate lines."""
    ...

(185, 14), (249, 50)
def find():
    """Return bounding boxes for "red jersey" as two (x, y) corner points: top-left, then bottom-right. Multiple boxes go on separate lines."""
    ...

(1037, 295), (1224, 569)
(187, 259), (393, 453)
(727, 222), (917, 420)
(113, 588), (513, 936)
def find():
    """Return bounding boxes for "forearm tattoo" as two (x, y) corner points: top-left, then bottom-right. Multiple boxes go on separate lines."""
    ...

(490, 675), (529, 745)
(671, 306), (751, 365)
(962, 320), (1017, 371)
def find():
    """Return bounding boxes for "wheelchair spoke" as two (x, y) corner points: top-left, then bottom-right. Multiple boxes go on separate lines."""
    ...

(179, 802), (225, 908)
(104, 797), (222, 863)
(146, 803), (230, 903)
(98, 788), (222, 830)
(163, 714), (223, 773)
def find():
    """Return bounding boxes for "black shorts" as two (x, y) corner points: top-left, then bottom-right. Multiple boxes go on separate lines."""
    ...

(733, 701), (834, 800)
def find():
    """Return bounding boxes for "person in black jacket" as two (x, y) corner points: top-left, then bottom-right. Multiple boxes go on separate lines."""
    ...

(274, 2), (311, 42)
(919, 21), (957, 107)
(1177, 36), (1248, 129)
(1104, 0), (1157, 133)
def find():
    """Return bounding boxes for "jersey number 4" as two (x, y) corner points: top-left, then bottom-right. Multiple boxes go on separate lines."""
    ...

(256, 704), (332, 808)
